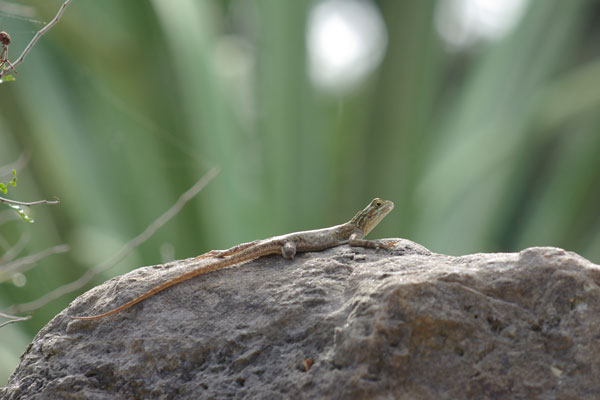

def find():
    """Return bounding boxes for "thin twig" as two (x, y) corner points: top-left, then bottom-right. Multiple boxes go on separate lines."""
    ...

(0, 311), (29, 319)
(0, 244), (70, 281)
(0, 0), (72, 79)
(4, 167), (220, 314)
(0, 233), (29, 264)
(0, 196), (59, 206)
(0, 156), (59, 207)
(0, 312), (31, 328)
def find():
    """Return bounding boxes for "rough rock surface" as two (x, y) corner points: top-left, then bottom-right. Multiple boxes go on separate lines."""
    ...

(2, 240), (600, 399)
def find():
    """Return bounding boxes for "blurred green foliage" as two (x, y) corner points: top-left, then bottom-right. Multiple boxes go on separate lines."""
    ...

(1, 0), (599, 384)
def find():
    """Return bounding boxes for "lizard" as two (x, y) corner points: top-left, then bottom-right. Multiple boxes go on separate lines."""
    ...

(72, 198), (394, 320)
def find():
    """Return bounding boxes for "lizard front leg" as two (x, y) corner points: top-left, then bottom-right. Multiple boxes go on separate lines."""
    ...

(348, 233), (396, 250)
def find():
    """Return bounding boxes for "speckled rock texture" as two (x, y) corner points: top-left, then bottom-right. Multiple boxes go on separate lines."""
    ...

(2, 240), (600, 399)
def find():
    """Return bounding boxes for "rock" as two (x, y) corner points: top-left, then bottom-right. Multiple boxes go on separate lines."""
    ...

(2, 241), (600, 399)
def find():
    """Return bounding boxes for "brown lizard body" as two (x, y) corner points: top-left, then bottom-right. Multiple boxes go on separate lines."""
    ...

(72, 198), (394, 320)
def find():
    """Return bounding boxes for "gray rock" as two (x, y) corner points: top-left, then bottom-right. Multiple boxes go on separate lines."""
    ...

(2, 241), (600, 399)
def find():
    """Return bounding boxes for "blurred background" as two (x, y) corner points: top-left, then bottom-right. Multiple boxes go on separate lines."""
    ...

(1, 0), (599, 383)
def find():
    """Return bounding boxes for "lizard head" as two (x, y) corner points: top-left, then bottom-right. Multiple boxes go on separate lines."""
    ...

(350, 198), (394, 236)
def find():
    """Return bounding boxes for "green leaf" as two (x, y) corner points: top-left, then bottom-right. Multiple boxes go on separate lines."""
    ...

(0, 74), (16, 82)
(0, 170), (17, 193)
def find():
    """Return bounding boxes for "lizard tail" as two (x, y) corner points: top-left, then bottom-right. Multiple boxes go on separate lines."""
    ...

(71, 262), (231, 320)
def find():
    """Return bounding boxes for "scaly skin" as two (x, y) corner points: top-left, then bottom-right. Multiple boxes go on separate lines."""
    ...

(72, 198), (394, 320)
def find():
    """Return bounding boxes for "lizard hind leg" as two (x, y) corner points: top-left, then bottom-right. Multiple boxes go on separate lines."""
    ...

(281, 241), (296, 259)
(194, 240), (261, 260)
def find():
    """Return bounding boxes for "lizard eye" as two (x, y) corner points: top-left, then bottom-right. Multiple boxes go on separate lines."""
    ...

(376, 201), (381, 207)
